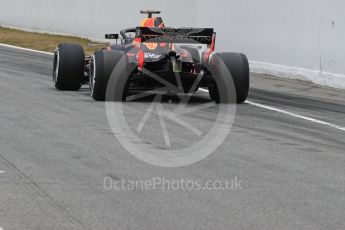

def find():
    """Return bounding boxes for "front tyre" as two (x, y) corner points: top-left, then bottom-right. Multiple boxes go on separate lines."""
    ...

(53, 43), (85, 90)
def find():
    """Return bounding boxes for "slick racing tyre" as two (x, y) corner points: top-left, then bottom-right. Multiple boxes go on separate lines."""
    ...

(208, 53), (250, 104)
(90, 50), (125, 101)
(53, 43), (85, 90)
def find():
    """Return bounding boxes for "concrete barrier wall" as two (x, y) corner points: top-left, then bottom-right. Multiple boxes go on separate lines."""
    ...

(1, 0), (344, 88)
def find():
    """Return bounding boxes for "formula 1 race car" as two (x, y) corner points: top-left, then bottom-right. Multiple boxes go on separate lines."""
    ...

(53, 10), (249, 103)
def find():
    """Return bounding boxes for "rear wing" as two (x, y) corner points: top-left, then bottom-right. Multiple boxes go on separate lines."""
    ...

(136, 27), (215, 45)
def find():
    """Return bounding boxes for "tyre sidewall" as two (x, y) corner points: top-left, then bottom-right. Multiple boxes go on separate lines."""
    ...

(216, 53), (250, 103)
(91, 50), (125, 101)
(54, 43), (84, 90)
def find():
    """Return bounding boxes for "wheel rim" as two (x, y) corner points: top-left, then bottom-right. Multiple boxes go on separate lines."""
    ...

(53, 49), (60, 84)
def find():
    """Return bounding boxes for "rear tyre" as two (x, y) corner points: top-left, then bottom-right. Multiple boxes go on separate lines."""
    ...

(90, 50), (125, 101)
(208, 53), (250, 104)
(53, 43), (84, 90)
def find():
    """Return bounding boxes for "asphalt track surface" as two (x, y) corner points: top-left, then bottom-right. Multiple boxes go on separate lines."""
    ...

(0, 45), (344, 230)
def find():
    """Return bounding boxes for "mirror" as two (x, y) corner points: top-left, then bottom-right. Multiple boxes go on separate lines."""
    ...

(105, 34), (119, 40)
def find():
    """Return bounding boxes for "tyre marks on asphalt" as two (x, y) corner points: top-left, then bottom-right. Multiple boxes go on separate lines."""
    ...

(198, 88), (345, 132)
(0, 154), (86, 228)
(246, 100), (345, 132)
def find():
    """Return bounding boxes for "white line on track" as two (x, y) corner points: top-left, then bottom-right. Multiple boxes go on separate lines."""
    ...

(199, 88), (345, 132)
(0, 171), (5, 174)
(246, 100), (345, 131)
(1, 44), (344, 132)
(0, 43), (53, 56)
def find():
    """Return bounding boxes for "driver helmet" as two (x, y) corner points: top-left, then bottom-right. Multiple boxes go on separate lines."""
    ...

(140, 17), (165, 28)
